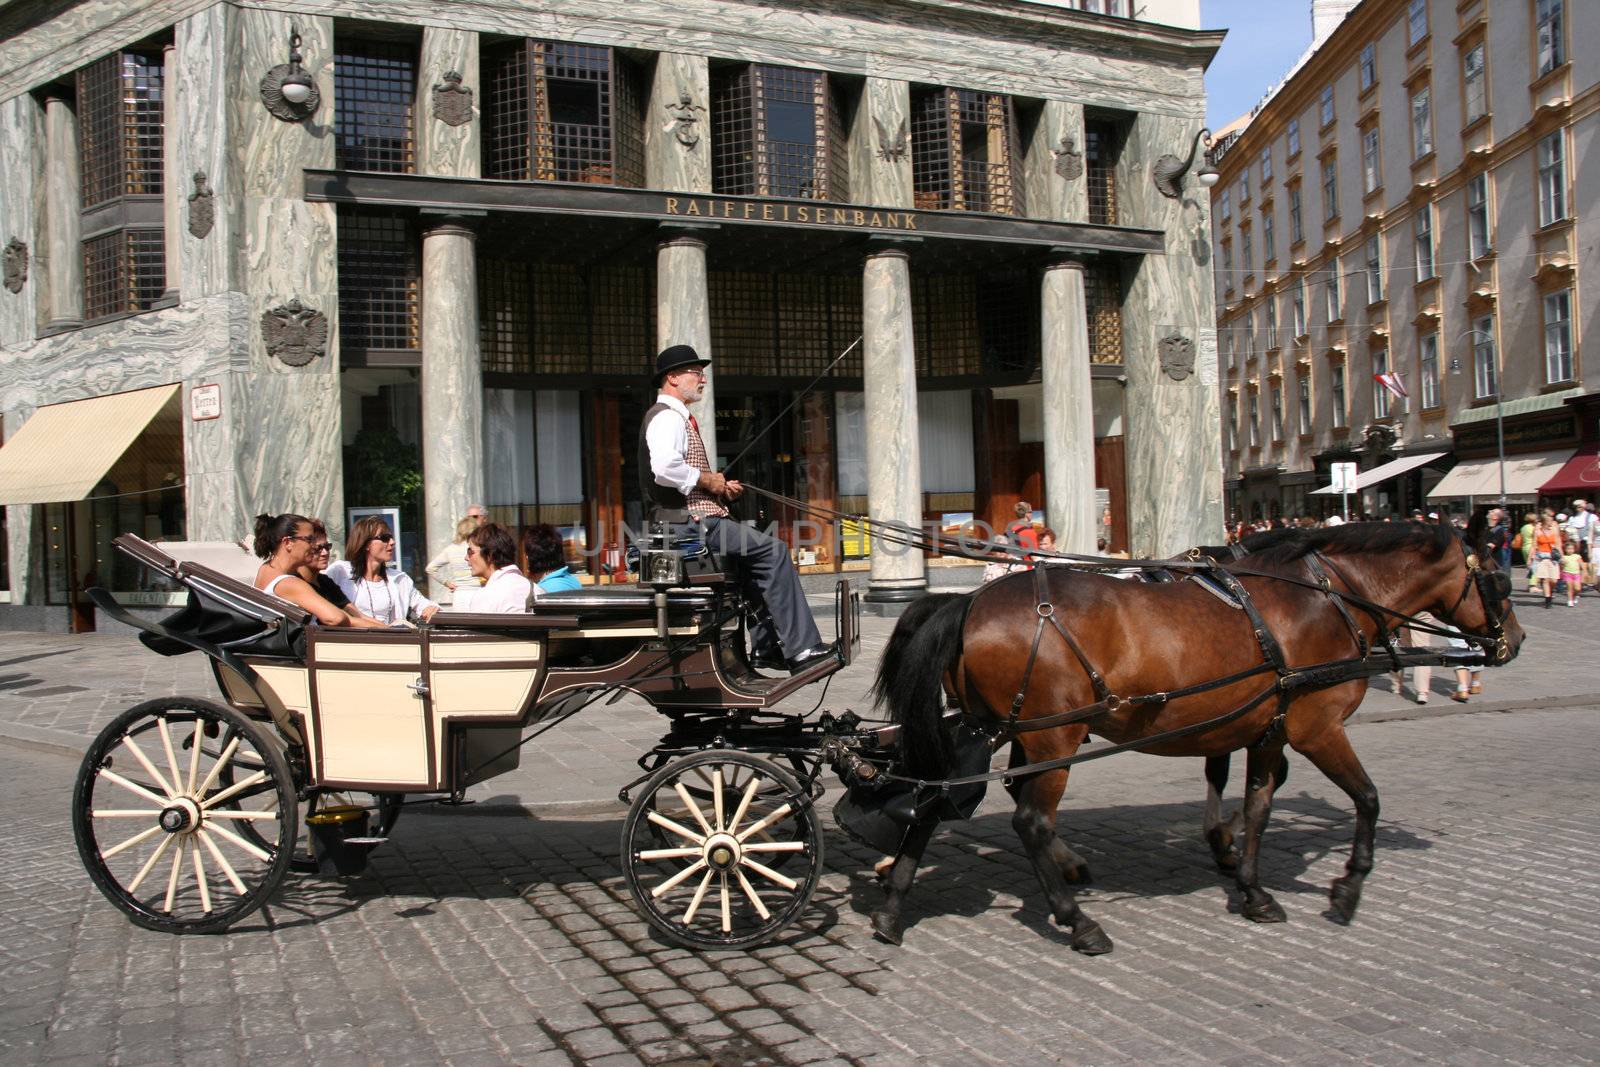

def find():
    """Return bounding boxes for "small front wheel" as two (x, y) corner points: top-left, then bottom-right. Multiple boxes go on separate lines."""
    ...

(72, 698), (298, 934)
(621, 750), (823, 950)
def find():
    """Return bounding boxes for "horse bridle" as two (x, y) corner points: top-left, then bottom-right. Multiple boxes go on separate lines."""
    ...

(1440, 540), (1513, 665)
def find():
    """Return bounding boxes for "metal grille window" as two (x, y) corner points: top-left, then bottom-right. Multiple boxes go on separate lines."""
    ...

(77, 50), (165, 319)
(483, 40), (645, 186)
(1085, 262), (1123, 365)
(706, 272), (862, 378)
(712, 64), (848, 201)
(909, 86), (1024, 215)
(478, 258), (656, 376)
(901, 270), (1036, 377)
(1085, 119), (1122, 225)
(335, 40), (416, 172)
(337, 212), (419, 351)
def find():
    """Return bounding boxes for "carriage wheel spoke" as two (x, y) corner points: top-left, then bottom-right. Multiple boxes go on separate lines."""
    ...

(674, 783), (714, 837)
(157, 717), (184, 796)
(126, 833), (176, 894)
(162, 842), (185, 913)
(199, 768), (265, 811)
(646, 809), (705, 845)
(650, 858), (706, 899)
(681, 868), (715, 924)
(123, 737), (176, 799)
(734, 867), (770, 920)
(100, 768), (169, 808)
(727, 778), (762, 836)
(190, 837), (212, 914)
(203, 811), (278, 821)
(203, 819), (273, 863)
(712, 769), (725, 832)
(742, 841), (805, 853)
(719, 872), (731, 933)
(198, 830), (248, 896)
(735, 803), (792, 843)
(92, 809), (164, 818)
(743, 857), (798, 891)
(193, 737), (241, 800)
(186, 723), (205, 794)
(637, 846), (702, 861)
(101, 821), (165, 860)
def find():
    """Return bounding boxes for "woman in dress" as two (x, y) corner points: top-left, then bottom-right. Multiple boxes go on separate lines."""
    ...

(1532, 511), (1563, 609)
(521, 523), (582, 595)
(252, 513), (387, 628)
(327, 515), (439, 625)
(425, 515), (482, 606)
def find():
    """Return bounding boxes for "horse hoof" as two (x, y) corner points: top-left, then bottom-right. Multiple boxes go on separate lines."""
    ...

(870, 910), (904, 946)
(1243, 896), (1287, 924)
(1070, 920), (1114, 955)
(1327, 879), (1362, 925)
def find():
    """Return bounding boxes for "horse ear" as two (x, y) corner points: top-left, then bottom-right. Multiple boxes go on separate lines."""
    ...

(1463, 508), (1488, 554)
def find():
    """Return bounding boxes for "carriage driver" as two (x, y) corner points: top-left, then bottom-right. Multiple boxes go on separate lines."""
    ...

(641, 344), (834, 674)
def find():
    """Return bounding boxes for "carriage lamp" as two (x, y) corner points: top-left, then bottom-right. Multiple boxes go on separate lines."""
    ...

(642, 547), (685, 588)
(260, 29), (321, 122)
(1153, 127), (1219, 199)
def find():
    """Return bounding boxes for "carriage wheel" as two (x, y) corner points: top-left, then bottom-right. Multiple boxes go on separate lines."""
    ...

(622, 750), (823, 950)
(72, 698), (297, 934)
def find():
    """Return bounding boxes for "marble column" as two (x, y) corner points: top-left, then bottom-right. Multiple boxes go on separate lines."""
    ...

(656, 230), (717, 462)
(846, 78), (912, 208)
(416, 28), (479, 177)
(644, 53), (710, 193)
(421, 217), (484, 568)
(2, 93), (43, 602)
(1024, 99), (1088, 223)
(158, 42), (180, 306)
(174, 4), (238, 299)
(1118, 108), (1223, 556)
(1041, 257), (1098, 554)
(42, 94), (82, 331)
(862, 243), (926, 605)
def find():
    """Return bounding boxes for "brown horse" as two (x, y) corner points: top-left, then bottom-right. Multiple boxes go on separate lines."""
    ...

(869, 522), (1522, 952)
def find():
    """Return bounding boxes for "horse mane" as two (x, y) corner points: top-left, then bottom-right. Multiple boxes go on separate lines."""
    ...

(1238, 521), (1457, 565)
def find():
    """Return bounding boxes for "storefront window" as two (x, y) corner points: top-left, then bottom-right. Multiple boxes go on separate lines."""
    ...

(341, 368), (424, 577)
(483, 388), (587, 560)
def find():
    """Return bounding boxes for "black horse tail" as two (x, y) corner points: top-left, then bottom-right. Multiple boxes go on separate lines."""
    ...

(872, 592), (973, 780)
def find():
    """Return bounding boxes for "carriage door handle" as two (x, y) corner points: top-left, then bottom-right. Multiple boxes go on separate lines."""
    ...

(407, 677), (429, 696)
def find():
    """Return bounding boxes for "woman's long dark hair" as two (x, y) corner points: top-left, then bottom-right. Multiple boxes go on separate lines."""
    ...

(252, 513), (310, 561)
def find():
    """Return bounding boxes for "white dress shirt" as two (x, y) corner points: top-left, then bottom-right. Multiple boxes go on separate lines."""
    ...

(644, 393), (703, 495)
(325, 560), (437, 625)
(474, 565), (533, 614)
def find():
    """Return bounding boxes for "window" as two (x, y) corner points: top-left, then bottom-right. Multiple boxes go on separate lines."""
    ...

(1262, 211), (1275, 264)
(718, 63), (849, 201)
(1372, 346), (1391, 419)
(1414, 206), (1435, 280)
(1543, 289), (1574, 383)
(1473, 315), (1497, 398)
(1287, 118), (1301, 157)
(1248, 391), (1260, 447)
(1298, 373), (1312, 431)
(1220, 188), (1231, 220)
(1467, 173), (1491, 258)
(1264, 296), (1278, 349)
(1365, 234), (1384, 303)
(1241, 227), (1253, 277)
(334, 40), (416, 172)
(1407, 0), (1428, 47)
(338, 212), (419, 351)
(77, 50), (166, 320)
(1359, 44), (1377, 92)
(484, 40), (646, 187)
(1537, 131), (1567, 226)
(1536, 0), (1565, 77)
(912, 86), (1026, 214)
(1419, 333), (1439, 409)
(1410, 86), (1432, 158)
(1260, 147), (1272, 183)
(1288, 185), (1304, 244)
(1271, 383), (1285, 441)
(1237, 175), (1249, 205)
(1292, 278), (1307, 338)
(1320, 86), (1335, 128)
(1085, 118), (1123, 225)
(1321, 157), (1338, 221)
(1221, 240), (1234, 285)
(1361, 128), (1381, 194)
(1325, 264), (1342, 322)
(1226, 394), (1237, 451)
(1331, 363), (1347, 427)
(1463, 43), (1487, 123)
(1084, 263), (1124, 365)
(1243, 309), (1254, 359)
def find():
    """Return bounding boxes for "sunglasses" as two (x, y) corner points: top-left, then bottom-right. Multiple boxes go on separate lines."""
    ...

(311, 541), (331, 553)
(370, 532), (395, 543)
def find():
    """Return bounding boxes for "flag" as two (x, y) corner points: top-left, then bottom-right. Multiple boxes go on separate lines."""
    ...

(1373, 371), (1408, 400)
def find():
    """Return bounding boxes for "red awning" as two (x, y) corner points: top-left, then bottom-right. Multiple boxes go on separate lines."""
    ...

(1540, 444), (1600, 496)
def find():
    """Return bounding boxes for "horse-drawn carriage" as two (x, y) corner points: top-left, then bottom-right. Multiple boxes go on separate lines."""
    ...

(73, 518), (1522, 954)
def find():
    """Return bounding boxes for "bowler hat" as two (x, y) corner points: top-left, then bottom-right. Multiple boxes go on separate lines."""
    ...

(653, 344), (711, 384)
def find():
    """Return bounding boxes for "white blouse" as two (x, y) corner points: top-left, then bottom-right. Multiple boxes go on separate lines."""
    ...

(473, 565), (533, 614)
(325, 560), (437, 625)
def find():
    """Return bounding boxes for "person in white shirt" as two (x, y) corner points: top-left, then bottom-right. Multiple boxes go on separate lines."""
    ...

(326, 516), (438, 625)
(464, 522), (532, 613)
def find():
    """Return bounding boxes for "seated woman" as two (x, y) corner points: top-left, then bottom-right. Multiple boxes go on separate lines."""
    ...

(252, 513), (389, 628)
(521, 523), (583, 596)
(293, 519), (379, 625)
(326, 516), (439, 625)
(465, 522), (532, 613)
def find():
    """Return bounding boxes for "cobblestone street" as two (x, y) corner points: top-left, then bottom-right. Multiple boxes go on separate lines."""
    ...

(2, 597), (1598, 1065)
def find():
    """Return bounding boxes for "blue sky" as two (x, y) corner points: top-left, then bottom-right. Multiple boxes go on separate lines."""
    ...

(1200, 1), (1317, 129)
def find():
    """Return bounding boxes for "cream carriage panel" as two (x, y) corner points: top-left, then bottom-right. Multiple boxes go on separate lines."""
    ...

(315, 669), (431, 787)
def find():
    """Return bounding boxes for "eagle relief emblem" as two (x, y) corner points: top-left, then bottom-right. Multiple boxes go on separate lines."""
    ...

(874, 117), (908, 163)
(187, 172), (215, 239)
(664, 93), (705, 149)
(1158, 333), (1195, 382)
(1051, 135), (1083, 181)
(262, 299), (329, 368)
(3, 238), (27, 294)
(432, 70), (474, 127)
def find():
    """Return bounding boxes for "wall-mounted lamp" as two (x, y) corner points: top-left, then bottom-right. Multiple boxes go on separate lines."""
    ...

(1153, 127), (1219, 199)
(260, 29), (320, 122)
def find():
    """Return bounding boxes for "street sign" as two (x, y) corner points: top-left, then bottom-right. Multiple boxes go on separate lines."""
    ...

(1330, 462), (1358, 493)
(189, 383), (221, 421)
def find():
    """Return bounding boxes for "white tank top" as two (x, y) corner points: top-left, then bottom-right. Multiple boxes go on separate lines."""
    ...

(260, 573), (296, 600)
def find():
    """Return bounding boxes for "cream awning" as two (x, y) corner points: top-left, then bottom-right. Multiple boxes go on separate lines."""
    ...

(1426, 449), (1576, 502)
(1311, 450), (1449, 495)
(0, 385), (180, 505)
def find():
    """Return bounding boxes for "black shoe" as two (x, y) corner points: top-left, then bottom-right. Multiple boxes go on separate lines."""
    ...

(787, 643), (837, 674)
(750, 649), (788, 672)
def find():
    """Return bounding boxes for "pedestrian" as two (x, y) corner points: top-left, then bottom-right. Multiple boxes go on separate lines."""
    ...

(466, 504), (487, 526)
(1561, 539), (1584, 608)
(1517, 511), (1538, 592)
(1441, 622), (1484, 703)
(327, 515), (439, 625)
(425, 516), (482, 606)
(521, 523), (583, 595)
(1485, 507), (1512, 572)
(1531, 511), (1562, 609)
(465, 522), (532, 614)
(1007, 501), (1039, 552)
(1036, 528), (1057, 554)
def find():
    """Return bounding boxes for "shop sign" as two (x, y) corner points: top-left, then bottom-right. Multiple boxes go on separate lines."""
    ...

(190, 383), (221, 421)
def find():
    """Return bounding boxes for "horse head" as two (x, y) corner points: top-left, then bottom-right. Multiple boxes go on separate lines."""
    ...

(1438, 528), (1523, 667)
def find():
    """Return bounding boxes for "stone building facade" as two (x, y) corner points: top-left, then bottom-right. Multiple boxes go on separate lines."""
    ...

(0, 0), (1223, 629)
(1210, 0), (1598, 523)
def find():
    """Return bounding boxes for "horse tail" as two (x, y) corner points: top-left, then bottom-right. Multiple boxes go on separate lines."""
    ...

(873, 592), (973, 779)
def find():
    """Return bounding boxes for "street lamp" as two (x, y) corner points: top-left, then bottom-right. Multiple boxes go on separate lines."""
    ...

(259, 29), (321, 122)
(1448, 327), (1506, 511)
(1153, 127), (1219, 199)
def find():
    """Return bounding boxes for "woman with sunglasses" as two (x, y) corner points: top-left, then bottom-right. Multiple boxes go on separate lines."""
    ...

(326, 515), (439, 626)
(251, 513), (388, 628)
(291, 518), (382, 625)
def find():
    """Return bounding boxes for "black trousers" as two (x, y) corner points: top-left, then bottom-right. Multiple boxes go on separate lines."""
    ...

(672, 516), (822, 658)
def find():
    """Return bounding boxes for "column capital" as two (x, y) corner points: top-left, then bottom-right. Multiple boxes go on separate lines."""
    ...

(1042, 247), (1090, 271)
(863, 233), (922, 261)
(420, 209), (485, 238)
(657, 220), (718, 247)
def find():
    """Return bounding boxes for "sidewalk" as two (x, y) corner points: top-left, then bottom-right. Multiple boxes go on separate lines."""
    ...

(0, 584), (1587, 811)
